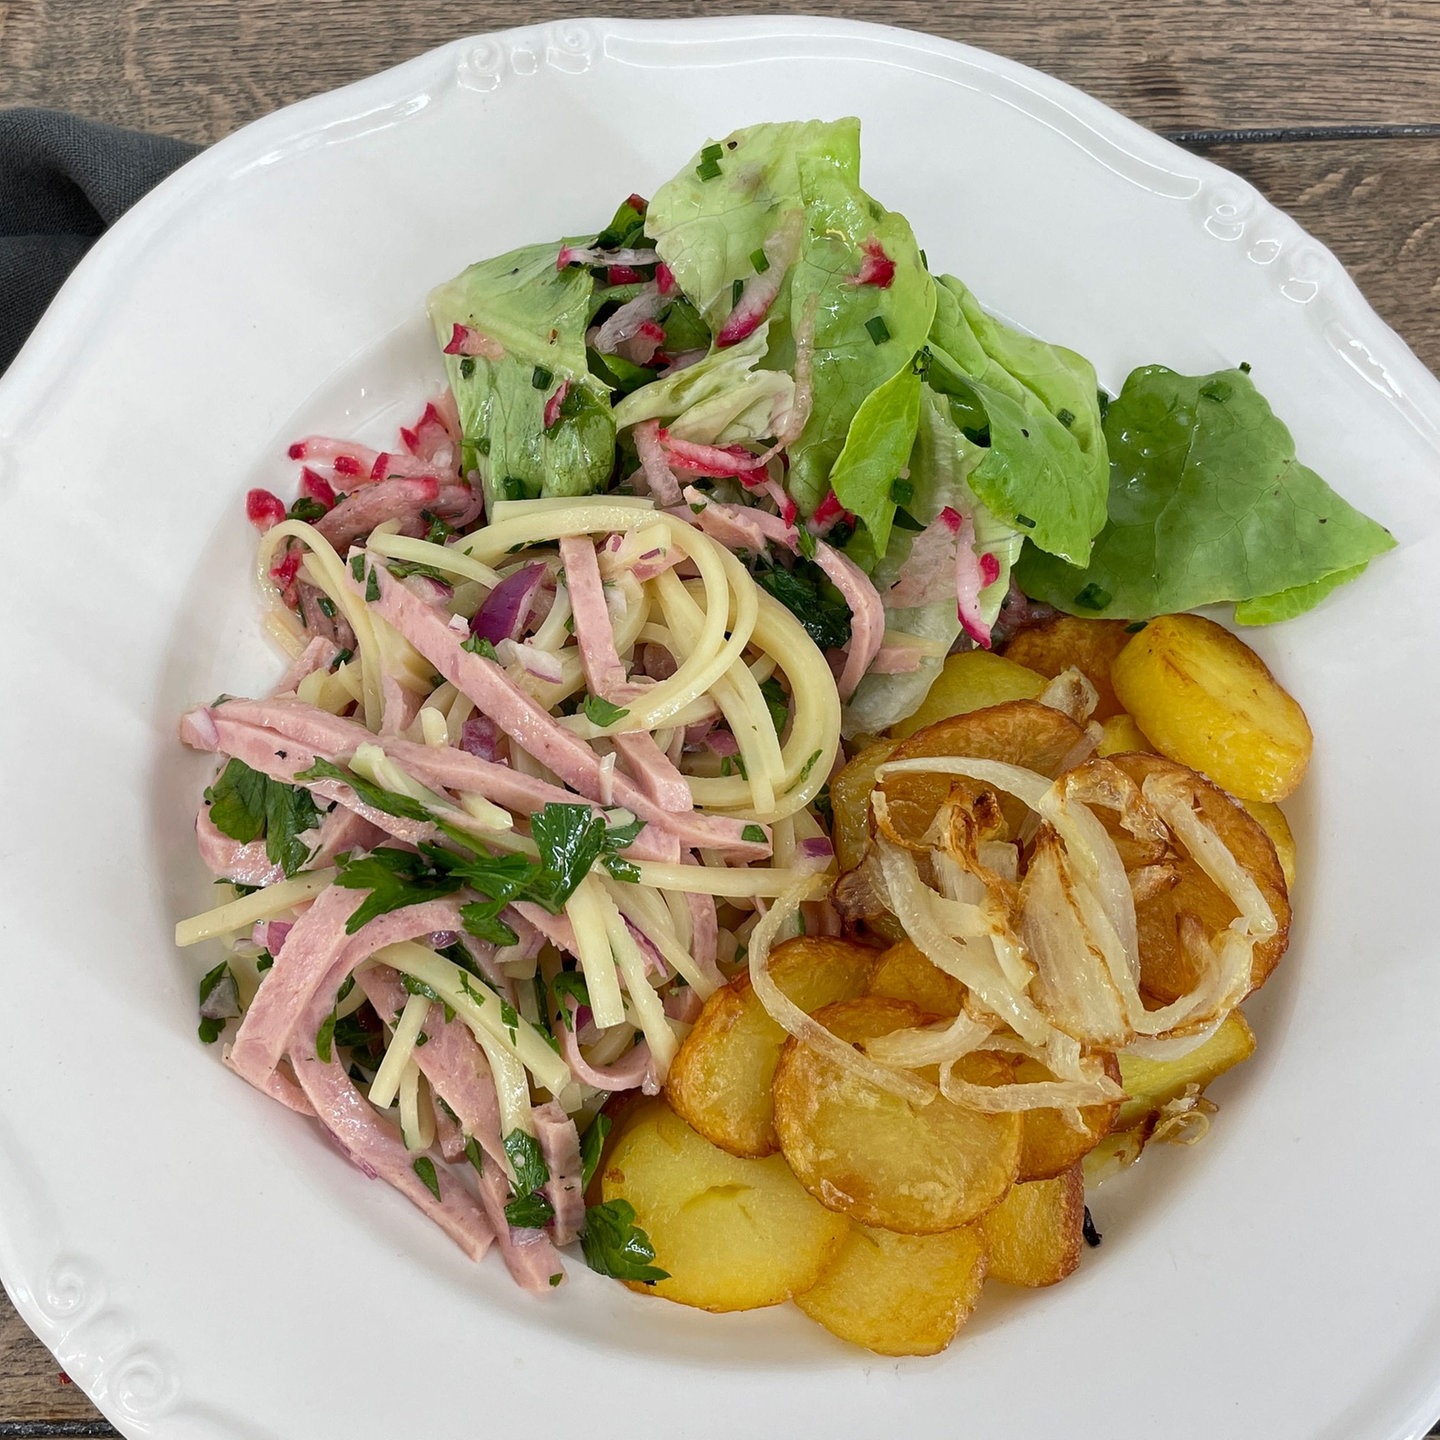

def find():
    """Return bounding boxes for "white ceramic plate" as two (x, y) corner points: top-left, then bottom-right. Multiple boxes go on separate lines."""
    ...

(3, 16), (1440, 1440)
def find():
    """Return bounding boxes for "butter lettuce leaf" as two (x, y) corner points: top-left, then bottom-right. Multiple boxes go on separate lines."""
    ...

(429, 242), (615, 506)
(828, 364), (922, 557)
(786, 159), (936, 518)
(646, 119), (861, 328)
(926, 278), (1107, 566)
(611, 322), (794, 446)
(1016, 365), (1396, 621)
(843, 387), (1023, 736)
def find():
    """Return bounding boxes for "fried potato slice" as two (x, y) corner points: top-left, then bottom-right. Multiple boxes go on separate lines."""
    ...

(1103, 753), (1292, 1005)
(981, 1163), (1085, 1287)
(1239, 798), (1297, 890)
(1003, 615), (1133, 721)
(599, 1097), (849, 1310)
(1016, 1052), (1121, 1181)
(889, 650), (1047, 739)
(865, 939), (967, 1016)
(1117, 1009), (1256, 1130)
(773, 997), (1023, 1234)
(666, 938), (876, 1158)
(882, 700), (1086, 848)
(1097, 713), (1154, 757)
(795, 1221), (988, 1355)
(831, 737), (900, 873)
(1111, 613), (1312, 801)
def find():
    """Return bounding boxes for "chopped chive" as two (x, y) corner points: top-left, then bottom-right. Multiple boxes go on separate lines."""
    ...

(699, 142), (724, 162)
(864, 315), (890, 345)
(731, 277), (744, 307)
(741, 823), (766, 844)
(1056, 407), (1075, 428)
(317, 595), (337, 619)
(364, 566), (381, 603)
(476, 436), (492, 456)
(1124, 620), (1148, 634)
(459, 356), (476, 379)
(749, 247), (770, 273)
(1073, 582), (1112, 611)
(531, 365), (553, 390)
(1014, 513), (1036, 529)
(329, 646), (353, 671)
(462, 633), (499, 660)
(919, 248), (929, 269)
(1239, 360), (1252, 373)
(349, 553), (365, 581)
(695, 157), (722, 181)
(890, 478), (914, 506)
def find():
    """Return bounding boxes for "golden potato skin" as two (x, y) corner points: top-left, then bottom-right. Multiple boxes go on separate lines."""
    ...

(889, 650), (1046, 739)
(1240, 798), (1298, 890)
(599, 1097), (849, 1311)
(1117, 1009), (1257, 1131)
(666, 938), (876, 1158)
(830, 737), (899, 874)
(865, 940), (967, 1017)
(1110, 613), (1313, 801)
(882, 700), (1086, 849)
(1097, 713), (1154, 757)
(772, 998), (1022, 1234)
(1095, 752), (1291, 1006)
(1016, 1053), (1121, 1182)
(795, 1222), (988, 1356)
(1003, 615), (1134, 721)
(981, 1164), (1085, 1287)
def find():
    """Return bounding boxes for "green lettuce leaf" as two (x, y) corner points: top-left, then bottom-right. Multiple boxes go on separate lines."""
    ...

(828, 364), (922, 556)
(646, 119), (861, 327)
(611, 322), (794, 446)
(429, 242), (615, 506)
(842, 386), (1023, 736)
(1016, 365), (1396, 621)
(925, 278), (1107, 565)
(785, 158), (936, 518)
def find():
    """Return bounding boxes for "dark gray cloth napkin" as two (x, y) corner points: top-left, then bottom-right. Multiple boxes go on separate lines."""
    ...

(1, 108), (199, 374)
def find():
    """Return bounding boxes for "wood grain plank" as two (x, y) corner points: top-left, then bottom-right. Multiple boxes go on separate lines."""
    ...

(0, 0), (1437, 138)
(0, 1292), (114, 1432)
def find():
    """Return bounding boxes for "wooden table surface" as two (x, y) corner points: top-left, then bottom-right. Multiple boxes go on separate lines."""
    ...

(1, 1), (1437, 1435)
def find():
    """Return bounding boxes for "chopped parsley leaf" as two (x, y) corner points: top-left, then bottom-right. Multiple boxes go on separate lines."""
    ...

(580, 1114), (611, 1190)
(315, 1010), (337, 1064)
(754, 557), (851, 651)
(461, 633), (499, 660)
(504, 1128), (550, 1196)
(760, 676), (794, 737)
(504, 1191), (556, 1229)
(581, 1200), (668, 1284)
(205, 757), (319, 877)
(332, 848), (462, 934)
(582, 693), (630, 727)
(412, 1156), (442, 1201)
